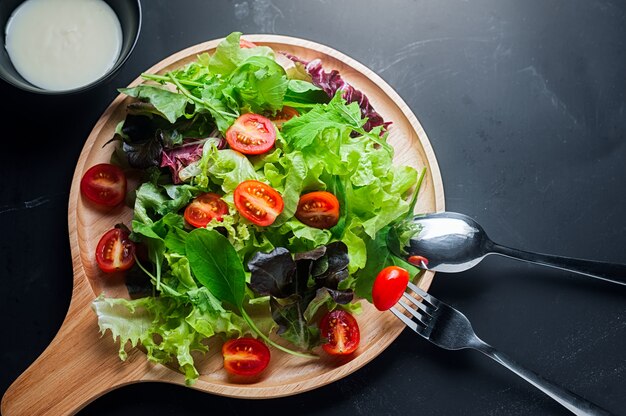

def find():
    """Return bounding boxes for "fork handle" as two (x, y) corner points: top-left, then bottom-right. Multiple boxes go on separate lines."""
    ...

(471, 340), (613, 416)
(490, 243), (626, 286)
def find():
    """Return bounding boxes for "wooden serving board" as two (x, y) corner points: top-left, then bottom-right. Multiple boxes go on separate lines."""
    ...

(1, 35), (445, 415)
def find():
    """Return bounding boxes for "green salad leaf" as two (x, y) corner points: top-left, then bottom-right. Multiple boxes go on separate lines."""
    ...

(186, 228), (246, 308)
(118, 85), (189, 123)
(208, 31), (275, 76)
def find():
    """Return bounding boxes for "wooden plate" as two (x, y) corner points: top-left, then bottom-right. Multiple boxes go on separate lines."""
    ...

(1, 35), (445, 415)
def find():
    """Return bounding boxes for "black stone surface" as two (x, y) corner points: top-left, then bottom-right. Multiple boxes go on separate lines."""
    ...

(1, 1), (625, 415)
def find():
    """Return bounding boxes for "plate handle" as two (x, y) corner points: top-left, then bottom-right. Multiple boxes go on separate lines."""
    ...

(1, 279), (147, 416)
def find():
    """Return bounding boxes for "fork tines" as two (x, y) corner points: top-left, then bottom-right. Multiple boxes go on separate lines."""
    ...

(390, 281), (438, 333)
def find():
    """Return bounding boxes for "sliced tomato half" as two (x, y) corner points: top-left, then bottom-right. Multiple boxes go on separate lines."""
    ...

(222, 337), (270, 376)
(295, 191), (340, 229)
(234, 180), (284, 226)
(320, 310), (360, 356)
(184, 193), (229, 228)
(95, 227), (136, 273)
(225, 113), (276, 155)
(80, 163), (127, 206)
(270, 106), (299, 130)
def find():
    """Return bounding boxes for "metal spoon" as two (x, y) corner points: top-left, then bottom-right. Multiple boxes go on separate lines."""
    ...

(387, 211), (626, 286)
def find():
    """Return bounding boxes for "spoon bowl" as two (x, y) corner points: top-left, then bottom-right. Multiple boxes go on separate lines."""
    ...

(388, 212), (492, 273)
(388, 211), (626, 286)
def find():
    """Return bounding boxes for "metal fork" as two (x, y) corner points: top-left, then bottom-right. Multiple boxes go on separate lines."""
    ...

(390, 282), (614, 416)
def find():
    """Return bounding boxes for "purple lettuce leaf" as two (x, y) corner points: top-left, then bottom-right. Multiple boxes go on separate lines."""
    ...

(282, 54), (391, 133)
(160, 137), (225, 184)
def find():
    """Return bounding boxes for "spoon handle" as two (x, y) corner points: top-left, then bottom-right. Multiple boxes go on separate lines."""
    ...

(491, 244), (626, 286)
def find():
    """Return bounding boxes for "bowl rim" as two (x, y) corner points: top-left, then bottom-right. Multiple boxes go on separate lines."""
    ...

(0, 0), (142, 95)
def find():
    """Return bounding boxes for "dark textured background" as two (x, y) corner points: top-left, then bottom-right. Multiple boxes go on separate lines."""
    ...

(1, 1), (625, 415)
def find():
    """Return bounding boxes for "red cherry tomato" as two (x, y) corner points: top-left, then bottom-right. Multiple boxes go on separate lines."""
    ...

(222, 337), (270, 376)
(320, 310), (360, 355)
(225, 113), (276, 155)
(80, 163), (127, 206)
(372, 266), (410, 311)
(95, 228), (136, 273)
(234, 180), (284, 226)
(184, 193), (229, 228)
(239, 39), (258, 48)
(407, 255), (429, 268)
(295, 191), (340, 229)
(270, 106), (299, 130)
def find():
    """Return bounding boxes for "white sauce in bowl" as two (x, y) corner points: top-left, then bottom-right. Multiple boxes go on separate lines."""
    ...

(5, 0), (123, 91)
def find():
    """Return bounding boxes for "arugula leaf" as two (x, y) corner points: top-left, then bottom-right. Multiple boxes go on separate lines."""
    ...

(197, 84), (238, 133)
(186, 228), (246, 308)
(281, 92), (363, 142)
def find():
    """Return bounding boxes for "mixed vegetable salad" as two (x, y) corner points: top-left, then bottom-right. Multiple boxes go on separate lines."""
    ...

(85, 32), (426, 384)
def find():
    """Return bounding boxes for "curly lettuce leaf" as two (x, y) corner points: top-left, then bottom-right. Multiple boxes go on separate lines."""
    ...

(195, 145), (260, 193)
(224, 55), (289, 114)
(92, 294), (245, 385)
(208, 32), (275, 76)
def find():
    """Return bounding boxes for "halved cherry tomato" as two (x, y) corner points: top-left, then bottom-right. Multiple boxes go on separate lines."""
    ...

(239, 39), (258, 48)
(184, 193), (229, 228)
(222, 337), (270, 376)
(372, 266), (410, 311)
(80, 163), (127, 206)
(234, 180), (284, 226)
(295, 191), (340, 229)
(270, 106), (299, 130)
(225, 113), (276, 155)
(95, 227), (135, 273)
(320, 310), (360, 355)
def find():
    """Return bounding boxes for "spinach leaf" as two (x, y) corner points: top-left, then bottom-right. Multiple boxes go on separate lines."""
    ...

(186, 228), (246, 308)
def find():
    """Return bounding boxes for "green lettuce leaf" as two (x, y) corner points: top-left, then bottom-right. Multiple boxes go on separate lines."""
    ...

(208, 32), (275, 76)
(92, 294), (246, 385)
(196, 146), (259, 193)
(281, 92), (363, 150)
(119, 85), (189, 124)
(225, 55), (288, 113)
(186, 287), (246, 338)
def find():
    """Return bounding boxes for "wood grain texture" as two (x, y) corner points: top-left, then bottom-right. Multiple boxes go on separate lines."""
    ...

(1, 35), (445, 415)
